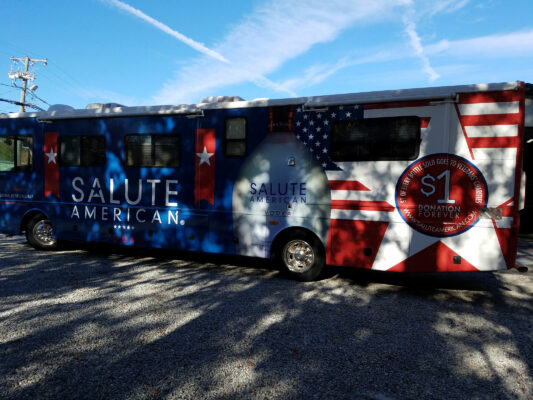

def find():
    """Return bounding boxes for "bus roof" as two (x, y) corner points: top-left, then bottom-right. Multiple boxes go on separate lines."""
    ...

(0, 81), (522, 121)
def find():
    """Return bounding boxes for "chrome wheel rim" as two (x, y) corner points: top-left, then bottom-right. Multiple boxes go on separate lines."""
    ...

(33, 220), (56, 246)
(282, 239), (315, 273)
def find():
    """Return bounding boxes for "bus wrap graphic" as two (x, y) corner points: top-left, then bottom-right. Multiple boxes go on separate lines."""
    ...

(0, 82), (525, 276)
(195, 129), (216, 205)
(396, 154), (488, 237)
(44, 132), (59, 199)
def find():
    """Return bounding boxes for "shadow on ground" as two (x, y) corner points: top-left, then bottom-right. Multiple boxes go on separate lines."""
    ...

(1, 236), (532, 399)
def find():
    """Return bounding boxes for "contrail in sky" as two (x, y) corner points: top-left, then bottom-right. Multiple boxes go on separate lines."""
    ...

(102, 0), (229, 63)
(403, 13), (439, 82)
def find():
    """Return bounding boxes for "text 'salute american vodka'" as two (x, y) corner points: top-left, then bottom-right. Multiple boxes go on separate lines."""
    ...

(232, 106), (331, 257)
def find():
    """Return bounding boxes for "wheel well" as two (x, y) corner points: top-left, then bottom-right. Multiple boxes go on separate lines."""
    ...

(270, 227), (325, 260)
(20, 211), (48, 234)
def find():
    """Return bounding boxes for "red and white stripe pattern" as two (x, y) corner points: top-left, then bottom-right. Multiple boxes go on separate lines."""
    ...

(326, 171), (394, 268)
(329, 179), (394, 215)
(326, 113), (432, 222)
(325, 111), (433, 268)
(456, 90), (522, 160)
(454, 89), (524, 269)
(324, 90), (524, 271)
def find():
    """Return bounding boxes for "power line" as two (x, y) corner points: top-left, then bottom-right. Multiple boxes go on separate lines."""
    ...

(9, 56), (48, 112)
(0, 83), (27, 112)
(0, 82), (18, 88)
(39, 60), (96, 101)
(2, 80), (50, 110)
(25, 87), (50, 106)
(0, 97), (44, 111)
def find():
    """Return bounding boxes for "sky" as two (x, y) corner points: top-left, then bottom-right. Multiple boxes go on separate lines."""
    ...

(0, 0), (532, 113)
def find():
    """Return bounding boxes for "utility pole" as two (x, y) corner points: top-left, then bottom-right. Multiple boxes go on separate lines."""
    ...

(9, 56), (47, 112)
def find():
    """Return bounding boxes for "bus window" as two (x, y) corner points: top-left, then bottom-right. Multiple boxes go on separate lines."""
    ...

(0, 136), (33, 172)
(225, 118), (246, 157)
(60, 135), (105, 167)
(0, 137), (15, 171)
(330, 116), (420, 161)
(125, 134), (181, 167)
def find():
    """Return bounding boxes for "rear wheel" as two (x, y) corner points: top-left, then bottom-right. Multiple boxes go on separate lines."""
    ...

(26, 214), (57, 250)
(279, 230), (325, 281)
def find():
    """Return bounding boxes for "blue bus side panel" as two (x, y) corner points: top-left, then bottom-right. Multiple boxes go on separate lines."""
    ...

(0, 118), (44, 234)
(36, 107), (269, 254)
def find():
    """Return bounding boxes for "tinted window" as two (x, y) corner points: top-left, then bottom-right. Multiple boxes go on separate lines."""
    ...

(60, 135), (105, 167)
(331, 116), (420, 161)
(0, 136), (33, 172)
(225, 118), (246, 157)
(60, 136), (80, 166)
(125, 135), (180, 167)
(82, 136), (106, 166)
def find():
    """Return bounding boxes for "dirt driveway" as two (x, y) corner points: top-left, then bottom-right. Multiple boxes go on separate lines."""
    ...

(1, 235), (532, 399)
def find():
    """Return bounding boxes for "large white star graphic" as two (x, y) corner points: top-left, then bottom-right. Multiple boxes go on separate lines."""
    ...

(196, 146), (214, 166)
(46, 148), (57, 164)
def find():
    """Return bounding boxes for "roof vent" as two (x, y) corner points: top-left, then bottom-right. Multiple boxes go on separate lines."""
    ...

(200, 96), (244, 103)
(48, 104), (75, 112)
(86, 103), (125, 110)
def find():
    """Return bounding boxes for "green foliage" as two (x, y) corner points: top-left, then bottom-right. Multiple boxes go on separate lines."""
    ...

(0, 139), (15, 171)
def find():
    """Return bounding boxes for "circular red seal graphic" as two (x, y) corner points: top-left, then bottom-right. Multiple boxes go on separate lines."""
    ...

(395, 154), (488, 237)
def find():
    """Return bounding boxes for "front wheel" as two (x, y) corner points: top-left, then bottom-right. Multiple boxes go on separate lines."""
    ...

(279, 230), (325, 281)
(26, 215), (57, 250)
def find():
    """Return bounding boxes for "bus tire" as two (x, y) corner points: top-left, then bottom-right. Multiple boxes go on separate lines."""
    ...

(279, 230), (325, 281)
(25, 214), (57, 250)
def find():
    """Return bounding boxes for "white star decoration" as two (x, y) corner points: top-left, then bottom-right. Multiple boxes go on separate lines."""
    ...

(46, 148), (57, 164)
(293, 103), (365, 171)
(196, 146), (214, 166)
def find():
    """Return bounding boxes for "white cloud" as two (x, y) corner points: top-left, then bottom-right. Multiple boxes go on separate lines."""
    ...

(100, 0), (228, 63)
(152, 0), (411, 104)
(278, 59), (351, 92)
(422, 0), (470, 16)
(426, 29), (533, 58)
(277, 50), (404, 92)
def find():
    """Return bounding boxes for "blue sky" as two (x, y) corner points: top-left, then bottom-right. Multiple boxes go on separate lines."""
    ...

(1, 0), (532, 113)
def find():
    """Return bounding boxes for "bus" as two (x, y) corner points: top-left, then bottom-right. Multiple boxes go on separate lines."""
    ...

(0, 81), (530, 280)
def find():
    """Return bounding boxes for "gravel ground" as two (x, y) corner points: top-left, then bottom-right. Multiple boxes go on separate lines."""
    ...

(1, 234), (532, 400)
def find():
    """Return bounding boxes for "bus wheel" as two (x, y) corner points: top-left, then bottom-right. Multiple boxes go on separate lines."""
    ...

(26, 215), (57, 250)
(280, 230), (325, 281)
